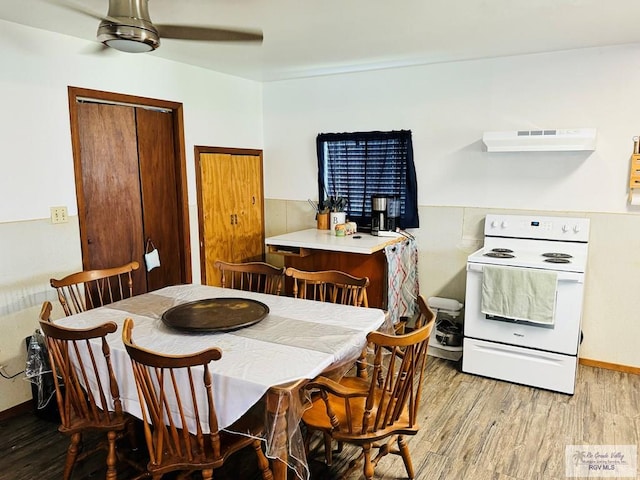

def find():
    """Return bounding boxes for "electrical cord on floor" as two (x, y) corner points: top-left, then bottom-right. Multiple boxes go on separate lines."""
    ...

(0, 366), (25, 379)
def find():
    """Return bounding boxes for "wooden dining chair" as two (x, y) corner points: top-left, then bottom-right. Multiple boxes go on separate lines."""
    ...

(302, 300), (436, 479)
(284, 267), (369, 307)
(413, 294), (436, 329)
(38, 301), (141, 480)
(214, 260), (285, 295)
(121, 318), (274, 480)
(394, 294), (436, 335)
(286, 266), (371, 375)
(288, 266), (371, 377)
(285, 267), (372, 462)
(50, 261), (140, 316)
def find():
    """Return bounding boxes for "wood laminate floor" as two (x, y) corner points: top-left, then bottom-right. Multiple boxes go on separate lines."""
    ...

(1, 357), (638, 479)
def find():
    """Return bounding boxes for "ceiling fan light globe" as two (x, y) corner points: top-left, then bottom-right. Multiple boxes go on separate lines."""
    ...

(97, 22), (160, 52)
(104, 38), (154, 53)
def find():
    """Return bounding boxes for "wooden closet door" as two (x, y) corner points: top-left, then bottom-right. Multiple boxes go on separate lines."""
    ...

(70, 87), (192, 293)
(76, 102), (148, 294)
(234, 154), (264, 261)
(199, 152), (237, 286)
(197, 149), (264, 286)
(136, 107), (184, 291)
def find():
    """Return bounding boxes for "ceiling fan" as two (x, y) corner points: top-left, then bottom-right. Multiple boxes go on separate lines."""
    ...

(52, 0), (263, 53)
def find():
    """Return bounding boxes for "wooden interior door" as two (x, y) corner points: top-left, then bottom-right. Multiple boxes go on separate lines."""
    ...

(234, 154), (265, 261)
(196, 148), (264, 286)
(199, 152), (236, 280)
(76, 102), (148, 294)
(136, 107), (184, 291)
(69, 87), (192, 294)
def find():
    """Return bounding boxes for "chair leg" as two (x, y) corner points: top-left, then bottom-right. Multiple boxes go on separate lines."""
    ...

(201, 469), (213, 480)
(323, 432), (333, 465)
(126, 418), (139, 451)
(397, 435), (415, 479)
(329, 438), (344, 465)
(356, 347), (369, 379)
(362, 443), (375, 480)
(105, 430), (118, 480)
(252, 439), (274, 480)
(63, 432), (82, 480)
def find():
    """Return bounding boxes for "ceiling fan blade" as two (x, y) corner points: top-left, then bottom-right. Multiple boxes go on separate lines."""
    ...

(156, 25), (263, 43)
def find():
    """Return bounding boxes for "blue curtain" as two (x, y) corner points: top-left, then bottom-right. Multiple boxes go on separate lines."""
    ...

(317, 130), (419, 229)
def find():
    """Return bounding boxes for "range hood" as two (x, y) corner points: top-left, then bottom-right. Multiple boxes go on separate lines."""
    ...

(482, 128), (597, 152)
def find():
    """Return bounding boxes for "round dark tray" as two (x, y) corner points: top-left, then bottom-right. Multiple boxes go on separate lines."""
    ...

(161, 298), (270, 332)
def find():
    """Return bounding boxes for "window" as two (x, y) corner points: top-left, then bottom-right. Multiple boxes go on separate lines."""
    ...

(317, 130), (419, 229)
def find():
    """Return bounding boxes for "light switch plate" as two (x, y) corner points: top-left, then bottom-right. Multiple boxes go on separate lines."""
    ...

(50, 206), (68, 224)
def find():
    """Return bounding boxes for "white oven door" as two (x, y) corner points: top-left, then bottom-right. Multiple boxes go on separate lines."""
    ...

(464, 262), (585, 355)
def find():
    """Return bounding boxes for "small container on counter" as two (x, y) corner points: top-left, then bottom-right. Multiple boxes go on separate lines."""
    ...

(317, 212), (330, 230)
(335, 222), (358, 236)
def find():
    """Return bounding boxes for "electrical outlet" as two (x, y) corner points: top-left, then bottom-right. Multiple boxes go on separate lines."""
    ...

(50, 206), (68, 224)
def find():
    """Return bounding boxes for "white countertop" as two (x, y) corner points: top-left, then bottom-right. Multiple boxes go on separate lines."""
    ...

(265, 228), (403, 255)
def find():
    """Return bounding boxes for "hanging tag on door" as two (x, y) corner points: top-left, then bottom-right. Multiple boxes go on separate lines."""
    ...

(144, 239), (161, 272)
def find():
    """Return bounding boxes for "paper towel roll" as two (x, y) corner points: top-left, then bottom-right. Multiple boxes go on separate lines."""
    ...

(427, 296), (463, 312)
(630, 190), (640, 206)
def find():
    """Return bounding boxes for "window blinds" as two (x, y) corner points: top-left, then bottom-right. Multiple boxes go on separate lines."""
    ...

(317, 130), (418, 229)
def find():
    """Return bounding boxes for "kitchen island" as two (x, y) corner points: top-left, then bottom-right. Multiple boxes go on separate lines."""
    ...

(265, 228), (406, 310)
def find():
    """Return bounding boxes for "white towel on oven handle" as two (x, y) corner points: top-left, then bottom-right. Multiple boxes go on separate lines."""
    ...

(480, 265), (558, 325)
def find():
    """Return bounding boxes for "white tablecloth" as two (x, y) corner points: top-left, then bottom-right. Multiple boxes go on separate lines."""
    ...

(56, 284), (387, 478)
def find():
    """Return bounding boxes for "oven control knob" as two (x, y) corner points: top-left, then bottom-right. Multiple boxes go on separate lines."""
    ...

(573, 224), (580, 234)
(491, 220), (498, 228)
(501, 221), (508, 228)
(562, 224), (569, 233)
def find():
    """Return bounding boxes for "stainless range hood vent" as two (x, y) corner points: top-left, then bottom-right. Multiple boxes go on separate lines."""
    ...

(483, 128), (597, 152)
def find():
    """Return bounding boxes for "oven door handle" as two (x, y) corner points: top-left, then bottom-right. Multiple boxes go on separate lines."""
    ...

(467, 263), (584, 283)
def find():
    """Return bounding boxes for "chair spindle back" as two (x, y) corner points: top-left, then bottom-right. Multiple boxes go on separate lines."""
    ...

(123, 318), (222, 468)
(51, 261), (140, 316)
(39, 315), (123, 429)
(285, 267), (369, 307)
(214, 260), (285, 295)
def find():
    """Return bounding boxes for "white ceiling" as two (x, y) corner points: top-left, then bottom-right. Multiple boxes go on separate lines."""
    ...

(2, 0), (640, 82)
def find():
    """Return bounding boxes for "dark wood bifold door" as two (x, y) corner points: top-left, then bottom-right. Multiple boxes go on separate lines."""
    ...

(69, 87), (191, 295)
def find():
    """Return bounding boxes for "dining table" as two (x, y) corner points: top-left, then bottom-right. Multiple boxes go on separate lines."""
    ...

(55, 283), (388, 480)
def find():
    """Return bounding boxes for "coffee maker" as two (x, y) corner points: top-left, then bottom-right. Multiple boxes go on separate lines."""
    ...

(386, 197), (400, 231)
(371, 195), (400, 235)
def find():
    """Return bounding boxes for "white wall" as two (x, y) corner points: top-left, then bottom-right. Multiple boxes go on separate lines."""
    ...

(264, 44), (640, 212)
(0, 20), (263, 412)
(262, 44), (640, 368)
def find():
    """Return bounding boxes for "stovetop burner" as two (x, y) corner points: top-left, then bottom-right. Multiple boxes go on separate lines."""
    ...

(542, 252), (573, 259)
(484, 251), (515, 258)
(544, 257), (571, 264)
